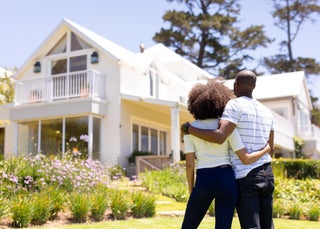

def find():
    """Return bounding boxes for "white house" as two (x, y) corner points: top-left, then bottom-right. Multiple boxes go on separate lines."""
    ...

(0, 19), (319, 169)
(0, 19), (212, 168)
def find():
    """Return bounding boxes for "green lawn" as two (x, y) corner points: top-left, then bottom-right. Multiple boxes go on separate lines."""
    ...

(36, 216), (320, 229)
(33, 193), (320, 229)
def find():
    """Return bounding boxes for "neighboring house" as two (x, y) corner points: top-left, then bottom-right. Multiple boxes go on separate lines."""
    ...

(225, 71), (320, 159)
(0, 19), (319, 169)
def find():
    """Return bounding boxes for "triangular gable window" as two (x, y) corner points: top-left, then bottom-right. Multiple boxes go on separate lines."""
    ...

(47, 34), (67, 55)
(71, 32), (91, 51)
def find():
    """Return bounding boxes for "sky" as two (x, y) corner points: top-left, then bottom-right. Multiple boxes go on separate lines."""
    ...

(0, 0), (320, 99)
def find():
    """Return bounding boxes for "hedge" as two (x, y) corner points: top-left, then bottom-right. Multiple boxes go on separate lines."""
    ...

(272, 159), (320, 179)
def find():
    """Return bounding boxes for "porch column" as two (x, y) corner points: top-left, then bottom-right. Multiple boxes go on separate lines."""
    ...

(88, 115), (93, 160)
(12, 122), (18, 157)
(170, 104), (180, 163)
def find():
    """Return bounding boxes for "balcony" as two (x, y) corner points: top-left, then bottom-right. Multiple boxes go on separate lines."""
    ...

(14, 70), (105, 105)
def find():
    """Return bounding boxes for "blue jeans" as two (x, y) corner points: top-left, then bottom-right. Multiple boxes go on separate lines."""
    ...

(236, 163), (274, 229)
(181, 165), (238, 229)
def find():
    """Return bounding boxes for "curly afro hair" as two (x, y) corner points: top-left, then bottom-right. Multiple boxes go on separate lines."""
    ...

(187, 80), (234, 120)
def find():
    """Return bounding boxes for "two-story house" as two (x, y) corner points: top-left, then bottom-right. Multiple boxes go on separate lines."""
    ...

(0, 19), (319, 170)
(0, 18), (212, 167)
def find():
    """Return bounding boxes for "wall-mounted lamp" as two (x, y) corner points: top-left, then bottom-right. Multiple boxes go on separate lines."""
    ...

(33, 61), (41, 73)
(90, 51), (99, 64)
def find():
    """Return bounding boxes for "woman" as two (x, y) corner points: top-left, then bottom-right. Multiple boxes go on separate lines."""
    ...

(181, 80), (270, 229)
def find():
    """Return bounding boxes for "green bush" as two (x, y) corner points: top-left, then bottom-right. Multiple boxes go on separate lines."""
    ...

(47, 187), (67, 220)
(69, 192), (91, 223)
(272, 199), (285, 218)
(307, 204), (320, 221)
(272, 159), (320, 179)
(110, 189), (131, 220)
(128, 150), (153, 164)
(90, 185), (110, 222)
(288, 202), (302, 220)
(11, 195), (34, 228)
(131, 191), (156, 218)
(0, 197), (9, 220)
(31, 192), (53, 225)
(140, 165), (188, 202)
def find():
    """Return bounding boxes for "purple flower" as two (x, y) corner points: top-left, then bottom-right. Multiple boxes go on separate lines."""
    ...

(80, 134), (89, 142)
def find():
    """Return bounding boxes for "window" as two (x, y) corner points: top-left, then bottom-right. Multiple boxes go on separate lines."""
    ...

(150, 128), (157, 154)
(159, 131), (166, 155)
(132, 124), (139, 151)
(272, 108), (288, 119)
(17, 116), (101, 159)
(41, 119), (63, 156)
(148, 67), (158, 97)
(48, 32), (91, 75)
(299, 109), (310, 133)
(71, 32), (91, 51)
(52, 59), (67, 75)
(70, 55), (87, 72)
(141, 126), (148, 152)
(65, 117), (88, 157)
(18, 121), (39, 155)
(132, 124), (167, 155)
(48, 34), (67, 55)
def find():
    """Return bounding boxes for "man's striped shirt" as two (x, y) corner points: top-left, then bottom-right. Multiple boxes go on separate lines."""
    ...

(221, 96), (274, 179)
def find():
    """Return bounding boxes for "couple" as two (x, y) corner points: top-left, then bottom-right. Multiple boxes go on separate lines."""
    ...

(181, 70), (274, 229)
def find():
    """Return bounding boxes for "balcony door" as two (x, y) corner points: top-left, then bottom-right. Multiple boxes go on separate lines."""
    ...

(51, 55), (87, 99)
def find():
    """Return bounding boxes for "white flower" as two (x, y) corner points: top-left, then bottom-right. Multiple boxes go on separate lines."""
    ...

(69, 136), (77, 142)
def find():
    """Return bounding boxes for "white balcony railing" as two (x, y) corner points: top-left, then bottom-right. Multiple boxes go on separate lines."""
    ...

(15, 70), (105, 105)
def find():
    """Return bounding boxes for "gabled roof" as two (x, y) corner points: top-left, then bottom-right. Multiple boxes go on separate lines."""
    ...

(224, 71), (313, 109)
(15, 19), (213, 83)
(142, 44), (213, 81)
(254, 71), (306, 99)
(63, 19), (137, 63)
(15, 18), (137, 78)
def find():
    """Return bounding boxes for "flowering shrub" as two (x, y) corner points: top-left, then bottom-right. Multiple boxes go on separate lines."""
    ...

(0, 154), (158, 226)
(0, 154), (110, 196)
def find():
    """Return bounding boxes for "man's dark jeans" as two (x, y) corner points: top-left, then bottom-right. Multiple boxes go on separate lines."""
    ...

(236, 163), (274, 229)
(181, 165), (237, 229)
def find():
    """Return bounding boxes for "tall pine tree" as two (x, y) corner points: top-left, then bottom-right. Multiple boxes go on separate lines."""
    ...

(153, 0), (272, 78)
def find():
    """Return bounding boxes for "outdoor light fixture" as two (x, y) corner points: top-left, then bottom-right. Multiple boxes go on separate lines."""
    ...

(33, 61), (41, 73)
(90, 51), (99, 64)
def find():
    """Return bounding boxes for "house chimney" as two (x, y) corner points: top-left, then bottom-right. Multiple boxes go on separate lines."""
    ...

(139, 43), (145, 53)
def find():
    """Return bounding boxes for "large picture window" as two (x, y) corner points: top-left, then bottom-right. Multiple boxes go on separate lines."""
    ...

(41, 119), (63, 156)
(17, 116), (101, 159)
(132, 123), (167, 155)
(17, 121), (39, 156)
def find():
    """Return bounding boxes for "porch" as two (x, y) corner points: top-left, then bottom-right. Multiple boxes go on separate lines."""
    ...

(14, 70), (105, 105)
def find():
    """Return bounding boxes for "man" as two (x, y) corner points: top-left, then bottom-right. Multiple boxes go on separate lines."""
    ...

(181, 70), (275, 229)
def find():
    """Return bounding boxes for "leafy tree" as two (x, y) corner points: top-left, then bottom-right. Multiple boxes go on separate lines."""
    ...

(263, 0), (320, 75)
(0, 69), (15, 104)
(263, 0), (320, 127)
(153, 0), (272, 78)
(311, 96), (320, 126)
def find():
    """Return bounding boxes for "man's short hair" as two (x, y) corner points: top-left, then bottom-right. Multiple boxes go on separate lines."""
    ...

(235, 70), (256, 91)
